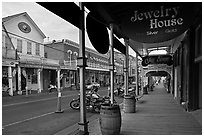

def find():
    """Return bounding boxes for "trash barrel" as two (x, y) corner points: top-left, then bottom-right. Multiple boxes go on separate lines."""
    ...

(123, 95), (136, 113)
(99, 104), (121, 135)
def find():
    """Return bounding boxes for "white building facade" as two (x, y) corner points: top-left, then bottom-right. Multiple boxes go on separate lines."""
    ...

(2, 12), (59, 96)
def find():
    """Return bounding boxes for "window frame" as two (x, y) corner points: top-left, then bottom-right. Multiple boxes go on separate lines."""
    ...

(36, 43), (40, 56)
(17, 39), (23, 53)
(5, 35), (12, 49)
(27, 41), (32, 55)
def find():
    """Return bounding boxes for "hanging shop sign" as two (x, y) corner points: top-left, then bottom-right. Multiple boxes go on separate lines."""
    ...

(146, 71), (169, 77)
(142, 55), (173, 66)
(121, 3), (199, 43)
(86, 11), (110, 54)
(86, 11), (126, 55)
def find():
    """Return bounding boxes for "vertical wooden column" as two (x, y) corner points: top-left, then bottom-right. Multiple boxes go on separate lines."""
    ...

(135, 53), (138, 96)
(55, 68), (64, 113)
(57, 69), (60, 92)
(78, 2), (88, 134)
(141, 66), (144, 95)
(37, 68), (41, 93)
(109, 23), (114, 104)
(8, 66), (13, 96)
(18, 65), (22, 95)
(124, 39), (129, 95)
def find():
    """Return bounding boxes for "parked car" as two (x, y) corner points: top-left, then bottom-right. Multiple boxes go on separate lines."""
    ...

(86, 82), (100, 89)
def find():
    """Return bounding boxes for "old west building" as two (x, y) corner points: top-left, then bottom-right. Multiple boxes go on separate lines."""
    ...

(44, 39), (110, 88)
(2, 12), (137, 96)
(2, 12), (60, 96)
(172, 11), (202, 111)
(44, 39), (137, 88)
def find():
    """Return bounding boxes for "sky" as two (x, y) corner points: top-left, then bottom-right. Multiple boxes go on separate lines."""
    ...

(2, 2), (137, 56)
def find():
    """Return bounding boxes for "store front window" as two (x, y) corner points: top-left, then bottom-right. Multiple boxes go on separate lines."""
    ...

(27, 68), (37, 84)
(2, 67), (8, 89)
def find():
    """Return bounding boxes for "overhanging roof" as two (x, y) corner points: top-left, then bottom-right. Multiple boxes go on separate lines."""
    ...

(84, 2), (201, 55)
(37, 2), (126, 55)
(37, 2), (201, 56)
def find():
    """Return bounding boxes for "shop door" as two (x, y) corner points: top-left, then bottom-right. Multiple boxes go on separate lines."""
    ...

(21, 73), (26, 90)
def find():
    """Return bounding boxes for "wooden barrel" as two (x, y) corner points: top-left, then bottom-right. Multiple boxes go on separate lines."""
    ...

(123, 95), (136, 113)
(99, 104), (121, 135)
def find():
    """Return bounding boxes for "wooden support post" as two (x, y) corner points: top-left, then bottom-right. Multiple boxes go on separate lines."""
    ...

(37, 68), (42, 93)
(78, 2), (89, 135)
(8, 66), (13, 96)
(55, 69), (64, 113)
(109, 23), (115, 104)
(18, 66), (22, 95)
(141, 66), (144, 95)
(124, 39), (129, 96)
(135, 53), (138, 96)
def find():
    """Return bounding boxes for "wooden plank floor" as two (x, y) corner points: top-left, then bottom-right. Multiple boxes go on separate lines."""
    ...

(120, 83), (202, 135)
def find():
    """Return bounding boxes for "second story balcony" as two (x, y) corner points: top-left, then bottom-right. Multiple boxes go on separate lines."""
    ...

(61, 60), (77, 70)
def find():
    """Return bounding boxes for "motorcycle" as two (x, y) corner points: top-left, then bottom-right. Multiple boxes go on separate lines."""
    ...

(48, 84), (57, 93)
(114, 87), (124, 97)
(114, 85), (136, 97)
(70, 86), (111, 113)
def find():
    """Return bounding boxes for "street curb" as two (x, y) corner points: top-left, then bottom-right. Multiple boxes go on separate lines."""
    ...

(55, 102), (124, 135)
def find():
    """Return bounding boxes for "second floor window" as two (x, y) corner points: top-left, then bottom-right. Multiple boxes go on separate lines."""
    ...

(27, 42), (32, 55)
(36, 43), (40, 56)
(2, 35), (5, 47)
(67, 50), (72, 65)
(5, 36), (12, 49)
(17, 39), (22, 53)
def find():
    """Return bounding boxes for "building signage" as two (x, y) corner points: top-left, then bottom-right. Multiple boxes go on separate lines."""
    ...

(130, 6), (183, 29)
(2, 60), (17, 67)
(20, 64), (42, 68)
(142, 55), (173, 66)
(121, 3), (197, 43)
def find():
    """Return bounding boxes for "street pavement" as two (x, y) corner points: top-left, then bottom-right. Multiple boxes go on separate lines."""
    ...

(59, 83), (202, 135)
(2, 88), (82, 135)
(2, 87), (123, 135)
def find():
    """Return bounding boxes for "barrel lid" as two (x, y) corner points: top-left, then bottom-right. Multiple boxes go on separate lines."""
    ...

(124, 95), (135, 99)
(101, 104), (120, 110)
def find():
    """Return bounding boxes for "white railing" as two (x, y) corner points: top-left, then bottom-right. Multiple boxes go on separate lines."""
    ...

(63, 60), (77, 69)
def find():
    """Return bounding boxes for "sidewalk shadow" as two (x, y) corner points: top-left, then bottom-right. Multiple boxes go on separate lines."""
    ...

(137, 100), (147, 104)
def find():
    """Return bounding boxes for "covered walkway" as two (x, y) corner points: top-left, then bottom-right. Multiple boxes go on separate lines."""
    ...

(88, 83), (202, 135)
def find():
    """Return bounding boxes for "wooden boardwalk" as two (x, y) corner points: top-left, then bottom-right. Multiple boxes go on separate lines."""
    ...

(121, 83), (202, 135)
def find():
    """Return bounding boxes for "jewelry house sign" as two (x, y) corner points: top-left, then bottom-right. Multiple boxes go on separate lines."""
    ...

(120, 3), (196, 43)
